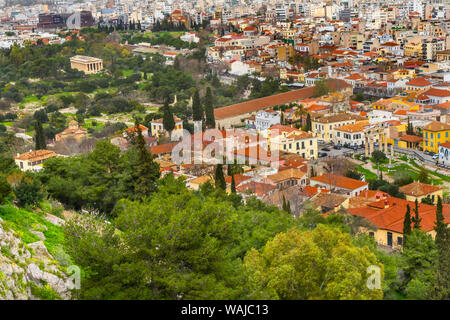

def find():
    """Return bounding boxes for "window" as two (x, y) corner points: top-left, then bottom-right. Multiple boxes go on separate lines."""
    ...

(302, 141), (305, 149)
(438, 133), (441, 139)
(369, 232), (374, 237)
(397, 237), (403, 246)
(426, 132), (428, 139)
(387, 232), (393, 246)
(310, 140), (312, 145)
(296, 142), (299, 150)
(446, 132), (449, 138)
(431, 133), (434, 139)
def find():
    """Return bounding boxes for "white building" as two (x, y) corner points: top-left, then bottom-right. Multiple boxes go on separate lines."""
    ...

(438, 141), (450, 166)
(334, 123), (367, 147)
(254, 111), (281, 132)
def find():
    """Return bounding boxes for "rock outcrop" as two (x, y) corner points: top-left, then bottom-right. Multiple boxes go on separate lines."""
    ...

(0, 217), (71, 300)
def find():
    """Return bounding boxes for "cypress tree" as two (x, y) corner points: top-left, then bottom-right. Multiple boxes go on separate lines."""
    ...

(430, 196), (450, 299)
(231, 175), (236, 193)
(412, 198), (422, 230)
(204, 87), (215, 128)
(162, 103), (175, 134)
(403, 204), (412, 247)
(192, 89), (203, 122)
(34, 120), (46, 150)
(306, 113), (312, 132)
(132, 120), (161, 197)
(215, 164), (226, 190)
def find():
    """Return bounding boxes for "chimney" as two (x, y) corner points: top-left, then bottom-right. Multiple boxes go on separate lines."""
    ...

(384, 199), (389, 209)
(334, 204), (338, 213)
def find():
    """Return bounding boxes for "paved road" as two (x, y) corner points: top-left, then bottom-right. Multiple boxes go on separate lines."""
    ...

(317, 142), (364, 158)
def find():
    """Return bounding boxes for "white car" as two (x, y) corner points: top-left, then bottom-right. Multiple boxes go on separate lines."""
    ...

(432, 154), (439, 160)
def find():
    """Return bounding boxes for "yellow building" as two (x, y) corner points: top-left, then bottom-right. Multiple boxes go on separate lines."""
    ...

(312, 113), (365, 143)
(423, 121), (450, 153)
(399, 182), (443, 205)
(392, 69), (416, 80)
(150, 116), (183, 138)
(276, 44), (295, 62)
(14, 150), (58, 171)
(270, 129), (318, 160)
(404, 42), (422, 57)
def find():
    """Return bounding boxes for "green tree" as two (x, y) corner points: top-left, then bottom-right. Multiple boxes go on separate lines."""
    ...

(34, 120), (46, 150)
(130, 120), (161, 197)
(403, 204), (412, 246)
(312, 79), (330, 98)
(372, 150), (387, 180)
(162, 103), (175, 134)
(417, 167), (429, 184)
(204, 87), (215, 128)
(402, 229), (438, 299)
(244, 225), (384, 299)
(429, 196), (450, 299)
(192, 89), (203, 122)
(0, 176), (12, 204)
(412, 199), (422, 230)
(13, 176), (44, 207)
(306, 113), (312, 132)
(215, 164), (226, 190)
(231, 174), (236, 193)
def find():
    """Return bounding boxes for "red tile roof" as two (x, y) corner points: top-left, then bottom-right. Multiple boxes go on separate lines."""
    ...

(406, 77), (432, 87)
(310, 173), (368, 190)
(347, 197), (450, 233)
(399, 182), (442, 197)
(423, 88), (450, 98)
(214, 79), (351, 120)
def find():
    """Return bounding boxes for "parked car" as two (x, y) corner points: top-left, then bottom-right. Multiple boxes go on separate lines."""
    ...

(322, 147), (331, 151)
(333, 145), (341, 150)
(318, 152), (328, 158)
(432, 154), (439, 160)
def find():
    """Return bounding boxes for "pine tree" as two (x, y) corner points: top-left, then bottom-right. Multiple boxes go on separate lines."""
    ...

(204, 87), (215, 128)
(412, 198), (422, 230)
(192, 89), (203, 122)
(131, 120), (161, 197)
(403, 204), (412, 247)
(430, 196), (450, 299)
(215, 164), (226, 190)
(34, 120), (46, 150)
(231, 175), (236, 193)
(306, 113), (312, 132)
(162, 103), (175, 135)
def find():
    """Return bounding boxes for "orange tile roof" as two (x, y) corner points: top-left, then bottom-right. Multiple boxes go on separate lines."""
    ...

(14, 150), (57, 162)
(214, 79), (351, 120)
(423, 88), (450, 98)
(440, 141), (450, 149)
(236, 181), (276, 197)
(400, 134), (422, 143)
(225, 174), (251, 185)
(150, 142), (178, 155)
(335, 123), (367, 133)
(310, 173), (368, 190)
(347, 197), (450, 233)
(267, 168), (306, 184)
(406, 77), (432, 87)
(423, 121), (450, 132)
(399, 182), (442, 197)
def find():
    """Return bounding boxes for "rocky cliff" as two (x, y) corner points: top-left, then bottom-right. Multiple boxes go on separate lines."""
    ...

(0, 215), (71, 300)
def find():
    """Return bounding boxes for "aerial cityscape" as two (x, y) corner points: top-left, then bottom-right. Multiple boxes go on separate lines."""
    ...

(0, 0), (448, 303)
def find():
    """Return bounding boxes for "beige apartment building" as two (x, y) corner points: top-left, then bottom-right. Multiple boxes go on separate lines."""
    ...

(70, 55), (103, 74)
